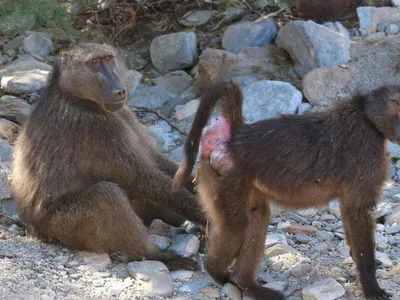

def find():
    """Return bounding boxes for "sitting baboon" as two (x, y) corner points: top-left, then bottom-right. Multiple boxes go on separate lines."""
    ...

(173, 81), (395, 299)
(11, 43), (206, 269)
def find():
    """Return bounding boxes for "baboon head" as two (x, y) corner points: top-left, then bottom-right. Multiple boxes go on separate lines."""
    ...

(364, 86), (400, 143)
(58, 43), (128, 112)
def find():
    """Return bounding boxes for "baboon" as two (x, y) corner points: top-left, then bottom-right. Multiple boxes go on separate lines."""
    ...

(173, 81), (395, 299)
(11, 43), (206, 270)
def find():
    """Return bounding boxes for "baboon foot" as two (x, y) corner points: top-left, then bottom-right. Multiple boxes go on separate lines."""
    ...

(157, 251), (198, 271)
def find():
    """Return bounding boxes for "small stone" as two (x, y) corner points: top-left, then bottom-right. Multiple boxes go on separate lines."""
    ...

(127, 260), (169, 281)
(180, 10), (216, 27)
(375, 251), (393, 268)
(297, 208), (318, 218)
(171, 270), (194, 281)
(392, 193), (400, 202)
(92, 279), (104, 287)
(286, 224), (317, 235)
(373, 202), (392, 219)
(291, 263), (312, 277)
(393, 0), (400, 7)
(179, 281), (209, 293)
(75, 252), (111, 272)
(202, 288), (220, 298)
(376, 269), (390, 279)
(328, 200), (341, 218)
(364, 32), (386, 42)
(221, 283), (242, 300)
(149, 234), (171, 250)
(385, 24), (400, 35)
(266, 233), (287, 247)
(302, 277), (345, 300)
(385, 224), (400, 234)
(0, 96), (32, 124)
(376, 224), (385, 232)
(277, 221), (291, 230)
(294, 233), (313, 244)
(316, 231), (334, 241)
(263, 281), (287, 292)
(265, 244), (296, 258)
(175, 99), (200, 121)
(385, 206), (400, 226)
(169, 234), (200, 257)
(297, 103), (312, 114)
(23, 32), (53, 58)
(323, 21), (350, 38)
(320, 214), (337, 222)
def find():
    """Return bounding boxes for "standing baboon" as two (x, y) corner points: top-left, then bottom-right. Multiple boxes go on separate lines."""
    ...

(11, 43), (206, 270)
(173, 81), (395, 299)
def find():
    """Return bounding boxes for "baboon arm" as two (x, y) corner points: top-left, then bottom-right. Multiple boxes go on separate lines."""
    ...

(131, 168), (206, 225)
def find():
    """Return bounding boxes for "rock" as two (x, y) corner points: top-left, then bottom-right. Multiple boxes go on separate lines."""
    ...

(0, 198), (17, 217)
(323, 22), (350, 38)
(385, 206), (400, 226)
(169, 234), (200, 257)
(76, 252), (112, 271)
(357, 7), (400, 35)
(171, 270), (194, 281)
(385, 224), (400, 234)
(0, 162), (11, 201)
(149, 234), (171, 250)
(127, 260), (173, 297)
(320, 213), (337, 222)
(296, 208), (318, 218)
(376, 223), (385, 232)
(22, 32), (53, 58)
(328, 201), (341, 219)
(276, 20), (351, 77)
(128, 84), (175, 109)
(373, 202), (392, 219)
(393, 0), (400, 7)
(0, 96), (31, 124)
(152, 70), (193, 94)
(265, 244), (296, 257)
(1, 68), (49, 94)
(0, 118), (20, 145)
(291, 263), (312, 277)
(364, 32), (386, 42)
(150, 32), (198, 73)
(125, 70), (142, 94)
(388, 141), (400, 158)
(223, 7), (246, 21)
(242, 80), (302, 123)
(285, 224), (317, 235)
(266, 233), (287, 247)
(385, 23), (400, 34)
(222, 18), (277, 54)
(179, 281), (209, 293)
(297, 103), (312, 114)
(180, 10), (216, 27)
(316, 231), (334, 241)
(221, 283), (242, 300)
(277, 221), (291, 230)
(149, 219), (176, 238)
(302, 277), (345, 300)
(263, 281), (287, 292)
(175, 99), (200, 121)
(294, 233), (313, 244)
(375, 251), (393, 268)
(148, 121), (180, 152)
(196, 47), (299, 91)
(167, 145), (184, 163)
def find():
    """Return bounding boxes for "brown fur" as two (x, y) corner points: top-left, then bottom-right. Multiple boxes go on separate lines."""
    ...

(173, 81), (397, 299)
(11, 43), (206, 270)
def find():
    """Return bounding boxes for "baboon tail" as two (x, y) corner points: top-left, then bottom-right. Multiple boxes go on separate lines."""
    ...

(172, 80), (244, 192)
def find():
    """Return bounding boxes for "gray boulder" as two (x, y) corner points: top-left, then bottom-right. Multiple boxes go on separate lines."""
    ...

(323, 21), (350, 38)
(242, 80), (302, 123)
(222, 18), (277, 54)
(150, 32), (198, 73)
(0, 96), (32, 124)
(23, 32), (53, 58)
(276, 20), (351, 77)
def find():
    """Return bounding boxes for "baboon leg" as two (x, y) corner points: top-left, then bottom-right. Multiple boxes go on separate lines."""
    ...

(43, 181), (196, 270)
(133, 169), (206, 225)
(134, 202), (186, 227)
(203, 178), (250, 283)
(340, 200), (391, 300)
(230, 190), (284, 300)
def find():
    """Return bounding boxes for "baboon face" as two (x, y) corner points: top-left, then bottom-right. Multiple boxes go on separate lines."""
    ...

(364, 86), (400, 143)
(59, 43), (128, 112)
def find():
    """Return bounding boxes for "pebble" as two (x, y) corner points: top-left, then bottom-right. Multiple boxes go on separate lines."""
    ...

(302, 277), (345, 300)
(373, 202), (392, 219)
(171, 270), (194, 281)
(265, 244), (296, 257)
(180, 10), (216, 27)
(265, 233), (287, 247)
(75, 252), (111, 272)
(316, 231), (334, 241)
(263, 280), (287, 292)
(297, 208), (318, 218)
(149, 234), (171, 250)
(286, 224), (317, 235)
(169, 234), (200, 257)
(179, 281), (209, 293)
(376, 251), (393, 268)
(294, 233), (313, 244)
(320, 214), (337, 222)
(291, 263), (312, 277)
(376, 224), (385, 232)
(221, 283), (242, 300)
(328, 201), (341, 218)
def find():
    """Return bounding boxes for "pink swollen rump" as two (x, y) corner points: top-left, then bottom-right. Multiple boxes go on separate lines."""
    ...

(200, 113), (234, 175)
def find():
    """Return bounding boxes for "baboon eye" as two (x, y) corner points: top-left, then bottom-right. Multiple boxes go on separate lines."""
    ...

(91, 57), (101, 65)
(103, 55), (113, 62)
